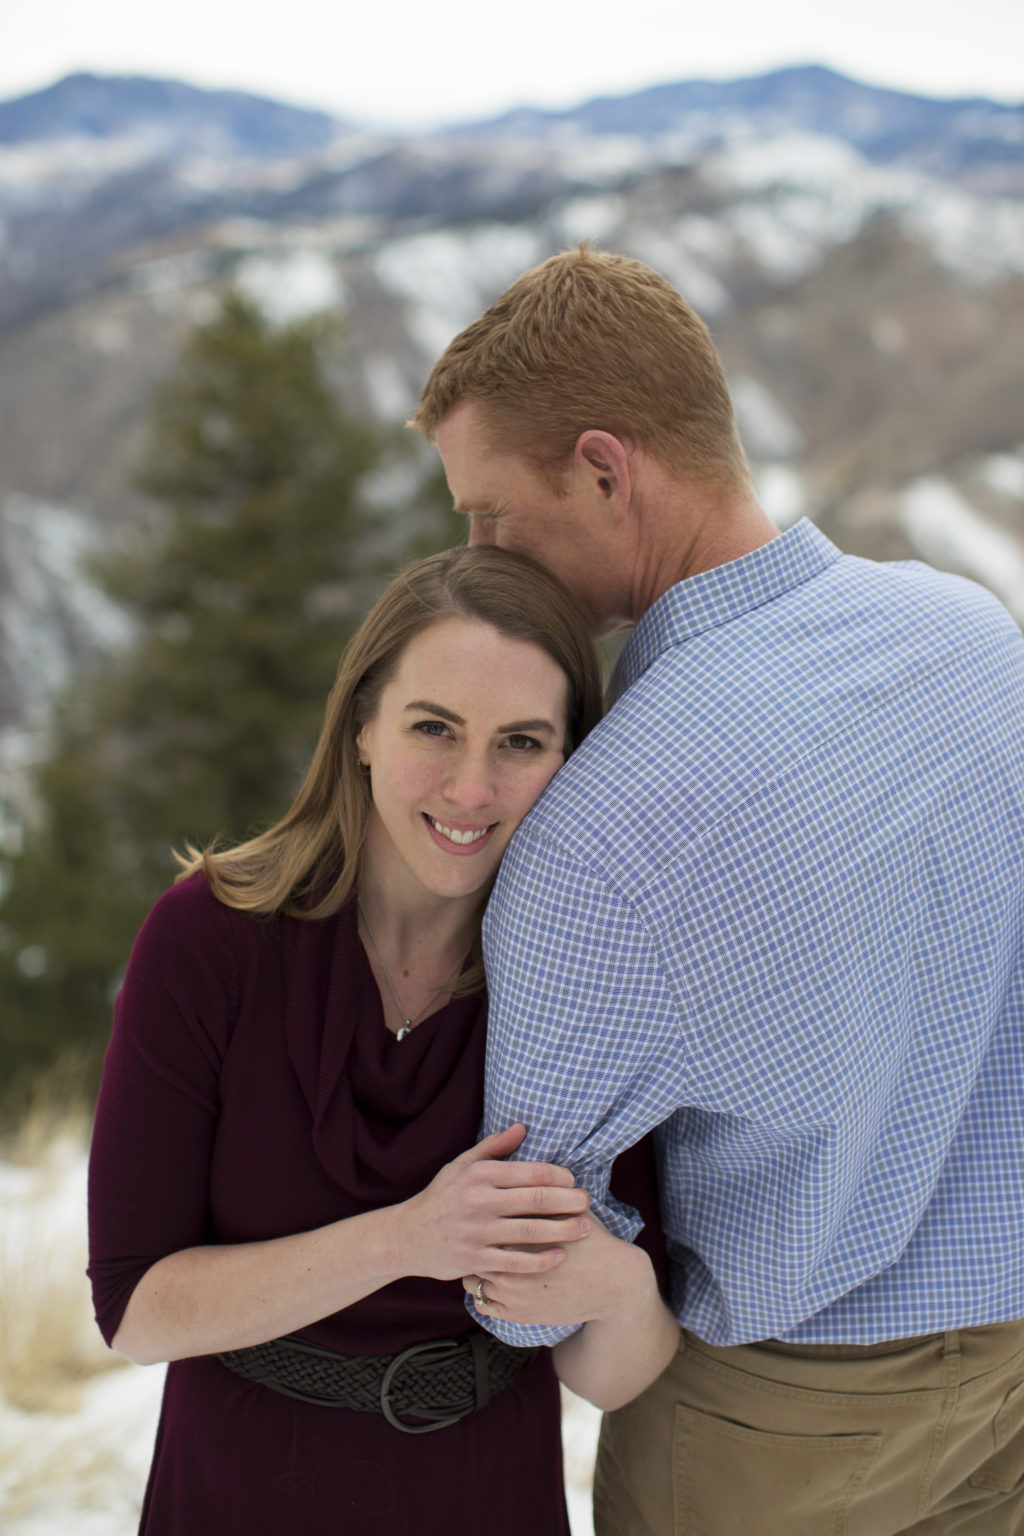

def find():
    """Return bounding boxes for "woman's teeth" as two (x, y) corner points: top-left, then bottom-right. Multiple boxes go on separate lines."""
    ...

(429, 817), (489, 846)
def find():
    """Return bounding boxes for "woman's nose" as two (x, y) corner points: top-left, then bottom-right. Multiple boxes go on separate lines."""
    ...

(443, 751), (494, 809)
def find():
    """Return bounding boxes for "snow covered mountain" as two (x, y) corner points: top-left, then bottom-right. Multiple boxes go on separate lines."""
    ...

(0, 67), (1022, 797)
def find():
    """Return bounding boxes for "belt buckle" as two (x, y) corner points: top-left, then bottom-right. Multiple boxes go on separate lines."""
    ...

(380, 1337), (467, 1435)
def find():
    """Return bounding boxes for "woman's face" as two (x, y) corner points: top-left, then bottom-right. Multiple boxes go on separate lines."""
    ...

(356, 617), (569, 904)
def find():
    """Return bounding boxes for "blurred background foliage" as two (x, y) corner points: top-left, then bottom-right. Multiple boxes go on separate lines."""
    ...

(0, 291), (459, 1114)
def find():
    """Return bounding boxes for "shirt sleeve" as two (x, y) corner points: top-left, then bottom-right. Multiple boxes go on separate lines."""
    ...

(86, 876), (238, 1346)
(474, 828), (685, 1346)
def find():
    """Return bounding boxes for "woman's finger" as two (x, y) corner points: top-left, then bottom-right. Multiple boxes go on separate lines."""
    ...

(479, 1244), (568, 1275)
(489, 1185), (590, 1220)
(459, 1124), (527, 1163)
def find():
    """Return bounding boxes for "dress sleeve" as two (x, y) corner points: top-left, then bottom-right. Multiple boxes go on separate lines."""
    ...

(475, 830), (685, 1346)
(87, 875), (238, 1346)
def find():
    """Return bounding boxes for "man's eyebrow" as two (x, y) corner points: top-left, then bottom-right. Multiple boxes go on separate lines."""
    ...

(404, 702), (558, 735)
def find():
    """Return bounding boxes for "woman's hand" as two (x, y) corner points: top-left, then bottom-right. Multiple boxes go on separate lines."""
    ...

(396, 1124), (592, 1283)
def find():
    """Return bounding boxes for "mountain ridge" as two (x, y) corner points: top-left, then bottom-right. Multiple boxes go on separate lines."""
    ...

(0, 71), (343, 152)
(0, 63), (1021, 796)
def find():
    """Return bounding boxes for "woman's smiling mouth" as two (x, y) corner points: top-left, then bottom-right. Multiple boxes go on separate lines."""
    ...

(424, 814), (495, 849)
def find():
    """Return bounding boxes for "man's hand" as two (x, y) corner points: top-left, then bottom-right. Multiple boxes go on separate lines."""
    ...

(464, 1214), (646, 1327)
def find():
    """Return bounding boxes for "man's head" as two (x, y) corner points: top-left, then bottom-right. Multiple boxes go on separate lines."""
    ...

(412, 243), (753, 498)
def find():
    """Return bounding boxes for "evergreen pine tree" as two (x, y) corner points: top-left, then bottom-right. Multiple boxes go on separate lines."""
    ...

(0, 292), (421, 1100)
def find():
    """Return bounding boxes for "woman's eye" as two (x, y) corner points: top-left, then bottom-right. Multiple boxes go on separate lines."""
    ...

(505, 733), (541, 751)
(413, 720), (451, 738)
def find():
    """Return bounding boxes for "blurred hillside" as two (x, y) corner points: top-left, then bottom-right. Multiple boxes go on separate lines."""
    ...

(0, 62), (1022, 799)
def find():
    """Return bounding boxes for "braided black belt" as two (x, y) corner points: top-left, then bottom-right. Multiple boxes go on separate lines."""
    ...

(217, 1330), (538, 1434)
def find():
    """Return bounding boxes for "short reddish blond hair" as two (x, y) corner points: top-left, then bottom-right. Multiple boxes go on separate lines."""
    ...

(412, 244), (753, 493)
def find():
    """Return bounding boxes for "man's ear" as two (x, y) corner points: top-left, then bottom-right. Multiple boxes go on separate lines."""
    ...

(573, 430), (632, 520)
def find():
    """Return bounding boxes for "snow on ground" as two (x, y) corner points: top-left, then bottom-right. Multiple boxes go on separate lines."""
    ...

(731, 378), (804, 459)
(555, 193), (628, 249)
(706, 132), (1024, 284)
(0, 1146), (600, 1533)
(624, 227), (732, 317)
(373, 225), (546, 359)
(0, 496), (134, 725)
(979, 451), (1024, 502)
(1, 1361), (165, 1535)
(754, 463), (807, 530)
(234, 249), (348, 326)
(900, 477), (1024, 623)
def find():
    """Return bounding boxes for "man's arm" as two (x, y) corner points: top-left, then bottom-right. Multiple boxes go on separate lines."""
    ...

(476, 829), (686, 1347)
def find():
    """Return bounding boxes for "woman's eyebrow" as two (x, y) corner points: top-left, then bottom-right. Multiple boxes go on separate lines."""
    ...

(405, 700), (463, 724)
(498, 719), (558, 735)
(404, 701), (557, 735)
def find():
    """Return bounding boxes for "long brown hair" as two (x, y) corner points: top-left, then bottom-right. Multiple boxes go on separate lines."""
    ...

(176, 546), (603, 983)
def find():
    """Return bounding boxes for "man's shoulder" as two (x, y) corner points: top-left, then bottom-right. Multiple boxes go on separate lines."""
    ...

(513, 694), (694, 888)
(517, 551), (1024, 878)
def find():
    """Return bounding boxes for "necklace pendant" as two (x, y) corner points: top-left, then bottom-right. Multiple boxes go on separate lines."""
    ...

(396, 1022), (413, 1042)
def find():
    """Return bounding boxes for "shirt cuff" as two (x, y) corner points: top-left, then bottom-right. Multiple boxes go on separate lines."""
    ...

(463, 1290), (582, 1347)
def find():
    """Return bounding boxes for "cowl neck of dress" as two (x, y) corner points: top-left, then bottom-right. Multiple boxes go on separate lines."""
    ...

(281, 899), (485, 1205)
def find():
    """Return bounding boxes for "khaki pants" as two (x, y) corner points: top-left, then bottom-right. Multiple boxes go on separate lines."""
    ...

(594, 1318), (1024, 1535)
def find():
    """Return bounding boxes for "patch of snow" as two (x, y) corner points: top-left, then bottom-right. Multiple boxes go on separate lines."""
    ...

(132, 251), (211, 298)
(0, 1144), (164, 1534)
(672, 216), (735, 266)
(870, 317), (906, 355)
(707, 134), (1024, 286)
(373, 226), (546, 357)
(363, 353), (415, 422)
(709, 132), (869, 194)
(754, 463), (808, 530)
(900, 478), (1024, 623)
(75, 316), (132, 357)
(545, 133), (653, 183)
(233, 249), (347, 325)
(0, 132), (170, 202)
(0, 496), (134, 729)
(0, 727), (49, 802)
(905, 186), (1024, 281)
(726, 190), (866, 282)
(979, 453), (1024, 501)
(732, 378), (804, 459)
(556, 194), (627, 247)
(625, 229), (731, 316)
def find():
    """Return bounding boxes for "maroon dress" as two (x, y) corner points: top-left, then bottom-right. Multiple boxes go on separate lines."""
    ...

(88, 873), (665, 1534)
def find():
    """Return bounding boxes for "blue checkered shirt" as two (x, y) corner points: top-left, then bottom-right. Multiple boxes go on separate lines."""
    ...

(477, 521), (1024, 1347)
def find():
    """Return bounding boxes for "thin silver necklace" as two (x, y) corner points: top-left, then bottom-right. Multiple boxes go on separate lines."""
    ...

(357, 900), (465, 1042)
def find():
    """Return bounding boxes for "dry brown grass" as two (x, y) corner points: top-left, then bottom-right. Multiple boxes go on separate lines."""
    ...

(0, 1424), (130, 1523)
(0, 1072), (125, 1416)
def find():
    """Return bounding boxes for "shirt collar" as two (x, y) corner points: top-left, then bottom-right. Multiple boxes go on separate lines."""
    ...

(610, 519), (842, 703)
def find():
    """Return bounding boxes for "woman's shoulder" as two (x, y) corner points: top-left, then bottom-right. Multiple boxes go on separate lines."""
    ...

(143, 867), (243, 940)
(128, 868), (274, 981)
(138, 869), (350, 965)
